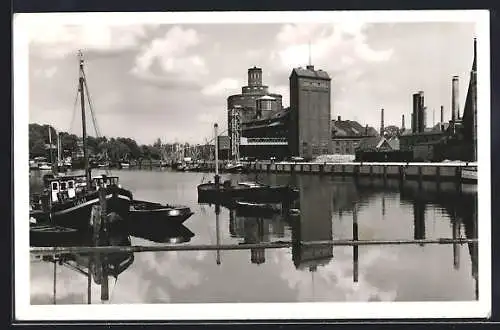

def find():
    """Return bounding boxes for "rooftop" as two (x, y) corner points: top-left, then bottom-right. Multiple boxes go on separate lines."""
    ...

(332, 118), (378, 137)
(290, 66), (331, 80)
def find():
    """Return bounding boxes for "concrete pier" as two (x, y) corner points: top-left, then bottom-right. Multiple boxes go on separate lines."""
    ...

(198, 160), (477, 184)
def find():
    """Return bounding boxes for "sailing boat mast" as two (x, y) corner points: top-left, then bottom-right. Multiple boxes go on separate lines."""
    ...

(78, 50), (91, 187)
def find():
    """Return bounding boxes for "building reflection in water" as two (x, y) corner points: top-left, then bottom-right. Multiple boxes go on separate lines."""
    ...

(291, 175), (334, 272)
(355, 177), (478, 299)
(225, 175), (477, 297)
(228, 205), (289, 265)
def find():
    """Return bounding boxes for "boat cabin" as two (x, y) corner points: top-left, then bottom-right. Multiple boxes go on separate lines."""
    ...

(48, 177), (78, 203)
(46, 175), (121, 203)
(91, 175), (120, 189)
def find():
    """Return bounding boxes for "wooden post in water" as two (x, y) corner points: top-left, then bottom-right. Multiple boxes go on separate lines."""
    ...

(452, 217), (460, 270)
(53, 257), (57, 305)
(215, 204), (221, 265)
(87, 257), (92, 304)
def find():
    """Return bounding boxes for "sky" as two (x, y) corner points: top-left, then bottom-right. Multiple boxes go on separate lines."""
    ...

(27, 19), (476, 145)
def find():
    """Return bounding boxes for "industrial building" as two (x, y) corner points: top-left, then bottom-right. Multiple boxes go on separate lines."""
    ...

(331, 116), (378, 155)
(397, 38), (477, 161)
(288, 65), (332, 159)
(227, 66), (283, 155)
(226, 64), (333, 161)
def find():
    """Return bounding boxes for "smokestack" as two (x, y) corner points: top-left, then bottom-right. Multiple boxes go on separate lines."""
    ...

(365, 124), (368, 136)
(423, 106), (427, 130)
(452, 76), (459, 121)
(380, 108), (385, 136)
(412, 93), (419, 133)
(440, 105), (444, 124)
(418, 91), (425, 133)
(402, 114), (405, 130)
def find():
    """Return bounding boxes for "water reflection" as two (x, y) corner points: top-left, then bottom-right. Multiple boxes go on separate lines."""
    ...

(211, 175), (478, 298)
(32, 230), (134, 304)
(30, 171), (479, 304)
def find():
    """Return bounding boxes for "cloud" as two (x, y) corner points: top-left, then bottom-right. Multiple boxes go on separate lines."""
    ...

(29, 22), (149, 59)
(272, 22), (393, 70)
(201, 78), (241, 96)
(131, 26), (208, 84)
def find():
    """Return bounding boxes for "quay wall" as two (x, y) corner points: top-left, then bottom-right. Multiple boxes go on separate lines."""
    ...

(196, 161), (477, 184)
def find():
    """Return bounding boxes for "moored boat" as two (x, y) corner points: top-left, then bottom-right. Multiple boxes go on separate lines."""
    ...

(129, 199), (194, 226)
(198, 179), (299, 204)
(31, 51), (134, 231)
(197, 123), (299, 204)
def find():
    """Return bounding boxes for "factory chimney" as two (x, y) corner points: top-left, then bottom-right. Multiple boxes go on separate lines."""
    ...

(423, 106), (427, 130)
(380, 108), (385, 136)
(440, 105), (444, 124)
(418, 91), (425, 133)
(452, 76), (459, 122)
(402, 114), (405, 131)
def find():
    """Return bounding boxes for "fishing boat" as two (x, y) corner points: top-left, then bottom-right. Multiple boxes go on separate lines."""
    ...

(197, 123), (299, 204)
(129, 199), (194, 226)
(31, 51), (133, 231)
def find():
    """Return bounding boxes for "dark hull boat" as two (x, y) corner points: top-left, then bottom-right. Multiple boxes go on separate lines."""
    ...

(50, 186), (133, 231)
(198, 180), (299, 204)
(129, 200), (194, 226)
(31, 52), (135, 233)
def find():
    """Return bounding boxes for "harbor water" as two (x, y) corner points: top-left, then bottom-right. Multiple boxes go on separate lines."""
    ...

(29, 168), (478, 304)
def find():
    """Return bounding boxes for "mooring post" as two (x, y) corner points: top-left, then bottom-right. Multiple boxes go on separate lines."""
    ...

(90, 205), (101, 246)
(215, 203), (221, 265)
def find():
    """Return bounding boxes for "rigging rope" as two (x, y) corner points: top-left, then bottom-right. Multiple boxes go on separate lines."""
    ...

(68, 85), (80, 134)
(81, 69), (112, 176)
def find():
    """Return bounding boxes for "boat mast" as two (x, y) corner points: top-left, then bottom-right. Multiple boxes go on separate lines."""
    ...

(78, 50), (91, 187)
(57, 132), (61, 164)
(48, 126), (53, 164)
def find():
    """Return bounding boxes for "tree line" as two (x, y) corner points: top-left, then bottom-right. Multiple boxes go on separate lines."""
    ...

(28, 123), (191, 161)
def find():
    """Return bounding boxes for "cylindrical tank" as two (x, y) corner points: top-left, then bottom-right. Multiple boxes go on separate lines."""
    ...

(256, 95), (276, 119)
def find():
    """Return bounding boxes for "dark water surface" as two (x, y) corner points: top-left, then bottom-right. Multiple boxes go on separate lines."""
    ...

(30, 169), (478, 304)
